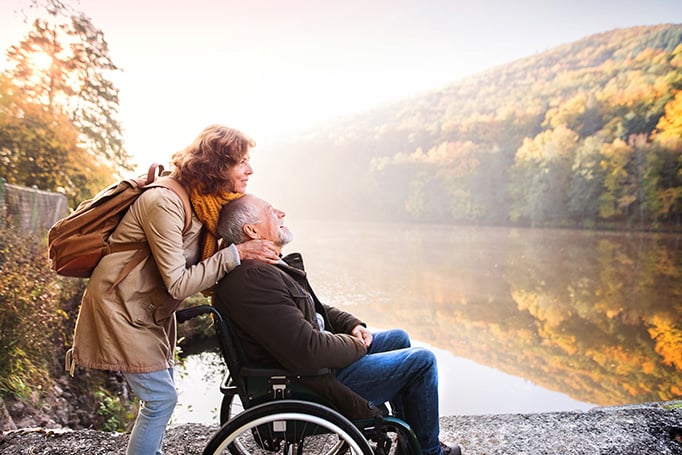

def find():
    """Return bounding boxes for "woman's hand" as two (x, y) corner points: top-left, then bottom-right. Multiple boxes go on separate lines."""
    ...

(235, 239), (280, 264)
(351, 325), (373, 347)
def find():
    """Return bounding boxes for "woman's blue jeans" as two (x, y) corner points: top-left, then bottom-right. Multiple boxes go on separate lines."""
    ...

(335, 329), (442, 455)
(123, 368), (178, 455)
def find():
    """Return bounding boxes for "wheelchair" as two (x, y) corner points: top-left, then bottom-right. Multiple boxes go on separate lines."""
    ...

(176, 305), (424, 455)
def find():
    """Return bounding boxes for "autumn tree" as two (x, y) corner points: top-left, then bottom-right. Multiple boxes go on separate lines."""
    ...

(0, 74), (77, 189)
(510, 125), (580, 225)
(650, 93), (682, 224)
(568, 136), (605, 223)
(0, 0), (131, 202)
(655, 90), (682, 144)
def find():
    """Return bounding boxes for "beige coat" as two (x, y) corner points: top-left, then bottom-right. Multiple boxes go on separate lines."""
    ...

(67, 186), (240, 374)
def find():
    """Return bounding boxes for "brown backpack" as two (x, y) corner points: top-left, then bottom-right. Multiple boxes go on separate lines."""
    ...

(47, 163), (192, 290)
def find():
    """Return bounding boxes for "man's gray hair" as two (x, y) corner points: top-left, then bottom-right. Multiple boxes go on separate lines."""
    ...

(217, 195), (260, 245)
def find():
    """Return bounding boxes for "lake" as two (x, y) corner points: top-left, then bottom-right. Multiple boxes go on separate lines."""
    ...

(172, 221), (682, 424)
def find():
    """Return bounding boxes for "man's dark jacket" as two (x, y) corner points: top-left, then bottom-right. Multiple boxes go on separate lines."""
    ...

(213, 252), (381, 419)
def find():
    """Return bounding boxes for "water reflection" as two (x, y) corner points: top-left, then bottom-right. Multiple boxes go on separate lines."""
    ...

(173, 342), (591, 424)
(174, 221), (682, 423)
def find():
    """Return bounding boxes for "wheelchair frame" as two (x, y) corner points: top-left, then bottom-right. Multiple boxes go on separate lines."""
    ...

(176, 305), (423, 455)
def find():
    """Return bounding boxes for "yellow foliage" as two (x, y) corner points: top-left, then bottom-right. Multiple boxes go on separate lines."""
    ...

(648, 314), (682, 371)
(512, 288), (568, 327)
(655, 90), (682, 142)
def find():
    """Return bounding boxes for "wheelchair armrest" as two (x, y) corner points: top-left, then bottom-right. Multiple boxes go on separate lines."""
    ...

(240, 367), (330, 378)
(176, 305), (221, 324)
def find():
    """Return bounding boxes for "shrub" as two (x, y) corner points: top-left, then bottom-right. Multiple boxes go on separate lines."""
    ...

(94, 385), (137, 432)
(0, 220), (65, 398)
(0, 219), (136, 431)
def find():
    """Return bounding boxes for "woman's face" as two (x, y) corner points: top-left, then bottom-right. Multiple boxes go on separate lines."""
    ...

(226, 153), (253, 193)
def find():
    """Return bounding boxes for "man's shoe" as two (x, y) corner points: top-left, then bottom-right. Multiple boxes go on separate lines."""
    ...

(440, 441), (462, 455)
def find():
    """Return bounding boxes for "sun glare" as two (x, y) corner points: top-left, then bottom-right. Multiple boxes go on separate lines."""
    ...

(30, 51), (52, 72)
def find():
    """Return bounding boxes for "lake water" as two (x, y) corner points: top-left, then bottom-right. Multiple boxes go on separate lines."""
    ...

(172, 221), (682, 424)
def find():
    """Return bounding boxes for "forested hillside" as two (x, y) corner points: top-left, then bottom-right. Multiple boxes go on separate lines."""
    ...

(260, 24), (682, 229)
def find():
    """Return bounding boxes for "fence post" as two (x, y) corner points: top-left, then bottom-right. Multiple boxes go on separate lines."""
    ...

(0, 177), (5, 229)
(30, 185), (39, 233)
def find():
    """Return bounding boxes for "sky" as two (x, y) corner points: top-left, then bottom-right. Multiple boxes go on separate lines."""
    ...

(1, 0), (681, 181)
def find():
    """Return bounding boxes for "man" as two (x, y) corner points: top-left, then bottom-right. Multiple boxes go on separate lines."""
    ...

(214, 194), (461, 455)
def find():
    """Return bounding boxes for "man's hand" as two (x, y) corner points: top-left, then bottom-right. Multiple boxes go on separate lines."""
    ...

(235, 239), (280, 264)
(351, 325), (372, 347)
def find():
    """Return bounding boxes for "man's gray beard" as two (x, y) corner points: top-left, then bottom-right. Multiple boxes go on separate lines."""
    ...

(278, 228), (294, 247)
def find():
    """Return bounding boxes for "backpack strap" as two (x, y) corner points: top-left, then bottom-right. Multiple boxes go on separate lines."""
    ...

(146, 176), (192, 234)
(147, 163), (164, 184)
(108, 245), (150, 293)
(131, 162), (165, 189)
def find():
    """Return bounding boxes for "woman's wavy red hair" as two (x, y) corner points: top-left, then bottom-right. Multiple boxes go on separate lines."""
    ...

(170, 125), (255, 195)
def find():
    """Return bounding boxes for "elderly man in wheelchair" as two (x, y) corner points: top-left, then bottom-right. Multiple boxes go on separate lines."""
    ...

(200, 194), (461, 455)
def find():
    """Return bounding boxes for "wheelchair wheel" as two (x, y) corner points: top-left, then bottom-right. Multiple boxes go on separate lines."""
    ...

(203, 400), (373, 455)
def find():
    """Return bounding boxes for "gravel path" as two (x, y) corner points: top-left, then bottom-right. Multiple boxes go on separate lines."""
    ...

(2, 401), (681, 454)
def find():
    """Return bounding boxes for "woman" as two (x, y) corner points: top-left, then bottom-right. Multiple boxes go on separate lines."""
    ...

(66, 125), (279, 455)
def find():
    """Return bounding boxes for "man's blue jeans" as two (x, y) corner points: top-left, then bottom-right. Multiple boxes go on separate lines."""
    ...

(335, 329), (442, 455)
(123, 368), (178, 455)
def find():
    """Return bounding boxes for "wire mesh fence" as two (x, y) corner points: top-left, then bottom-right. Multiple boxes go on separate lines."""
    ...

(0, 178), (69, 237)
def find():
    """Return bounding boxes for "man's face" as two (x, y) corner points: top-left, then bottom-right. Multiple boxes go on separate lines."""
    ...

(248, 196), (294, 247)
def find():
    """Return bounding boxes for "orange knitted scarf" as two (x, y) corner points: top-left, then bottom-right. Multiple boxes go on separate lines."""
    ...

(190, 188), (244, 261)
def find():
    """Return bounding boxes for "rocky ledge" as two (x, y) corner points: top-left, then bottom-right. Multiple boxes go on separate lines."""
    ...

(1, 401), (681, 454)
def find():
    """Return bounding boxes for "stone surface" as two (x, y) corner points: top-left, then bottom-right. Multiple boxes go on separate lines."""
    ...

(440, 402), (682, 455)
(1, 402), (681, 454)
